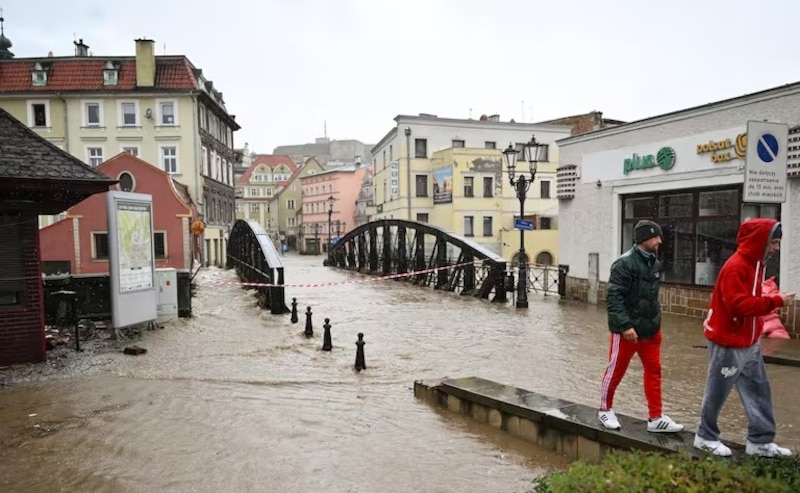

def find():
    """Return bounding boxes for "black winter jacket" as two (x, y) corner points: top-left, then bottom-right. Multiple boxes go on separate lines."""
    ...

(606, 247), (662, 338)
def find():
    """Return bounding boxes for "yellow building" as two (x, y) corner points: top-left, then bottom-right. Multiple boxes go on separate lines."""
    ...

(235, 154), (296, 233)
(371, 114), (569, 264)
(272, 157), (325, 251)
(428, 147), (559, 264)
(0, 35), (240, 267)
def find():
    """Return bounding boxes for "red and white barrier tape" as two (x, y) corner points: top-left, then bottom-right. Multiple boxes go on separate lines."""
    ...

(201, 261), (483, 288)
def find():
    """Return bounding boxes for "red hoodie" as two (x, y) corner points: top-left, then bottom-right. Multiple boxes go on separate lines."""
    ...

(703, 218), (784, 348)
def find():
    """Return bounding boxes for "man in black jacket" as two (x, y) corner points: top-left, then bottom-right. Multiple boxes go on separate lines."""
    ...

(598, 220), (684, 433)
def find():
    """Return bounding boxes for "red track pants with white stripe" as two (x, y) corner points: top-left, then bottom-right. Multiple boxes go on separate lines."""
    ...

(599, 330), (662, 420)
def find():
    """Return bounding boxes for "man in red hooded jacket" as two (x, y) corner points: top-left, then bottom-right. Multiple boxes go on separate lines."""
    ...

(694, 218), (795, 457)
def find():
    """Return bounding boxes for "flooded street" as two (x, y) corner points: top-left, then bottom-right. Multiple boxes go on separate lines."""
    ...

(2, 254), (800, 492)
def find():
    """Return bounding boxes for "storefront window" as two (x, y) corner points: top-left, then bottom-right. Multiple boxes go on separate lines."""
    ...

(620, 185), (777, 287)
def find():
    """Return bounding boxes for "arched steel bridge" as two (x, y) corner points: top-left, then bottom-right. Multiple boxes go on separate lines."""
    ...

(326, 219), (509, 302)
(226, 219), (289, 314)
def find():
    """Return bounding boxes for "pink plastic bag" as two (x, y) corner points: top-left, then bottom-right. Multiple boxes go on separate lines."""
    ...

(762, 277), (790, 339)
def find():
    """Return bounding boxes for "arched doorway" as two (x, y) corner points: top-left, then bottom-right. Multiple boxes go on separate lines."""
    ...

(535, 251), (553, 265)
(511, 251), (529, 267)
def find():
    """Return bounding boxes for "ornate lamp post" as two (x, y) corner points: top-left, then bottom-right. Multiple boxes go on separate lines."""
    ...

(327, 194), (335, 263)
(314, 223), (321, 255)
(503, 134), (549, 309)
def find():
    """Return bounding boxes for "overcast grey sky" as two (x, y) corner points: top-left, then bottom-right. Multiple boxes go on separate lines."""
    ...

(5, 0), (798, 153)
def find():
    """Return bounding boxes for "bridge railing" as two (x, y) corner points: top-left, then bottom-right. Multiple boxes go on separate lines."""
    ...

(226, 219), (289, 315)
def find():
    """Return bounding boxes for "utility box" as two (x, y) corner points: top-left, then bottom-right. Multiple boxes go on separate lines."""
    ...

(155, 268), (178, 324)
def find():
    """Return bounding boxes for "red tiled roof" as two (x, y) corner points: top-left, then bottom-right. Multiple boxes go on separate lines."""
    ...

(236, 154), (299, 185)
(0, 56), (198, 93)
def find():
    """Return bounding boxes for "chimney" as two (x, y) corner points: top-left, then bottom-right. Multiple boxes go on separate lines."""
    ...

(74, 39), (89, 57)
(134, 38), (155, 88)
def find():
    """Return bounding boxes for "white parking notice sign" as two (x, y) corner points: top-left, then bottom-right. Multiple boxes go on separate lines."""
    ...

(744, 120), (788, 203)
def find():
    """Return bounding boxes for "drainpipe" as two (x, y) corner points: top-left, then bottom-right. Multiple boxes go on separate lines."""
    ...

(405, 126), (412, 220)
(58, 93), (69, 153)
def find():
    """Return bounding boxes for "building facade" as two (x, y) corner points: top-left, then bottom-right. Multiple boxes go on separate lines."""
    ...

(354, 164), (375, 227)
(0, 35), (239, 267)
(426, 147), (560, 263)
(235, 154), (296, 235)
(556, 81), (800, 335)
(39, 152), (196, 275)
(274, 157), (324, 251)
(370, 113), (571, 258)
(300, 163), (366, 253)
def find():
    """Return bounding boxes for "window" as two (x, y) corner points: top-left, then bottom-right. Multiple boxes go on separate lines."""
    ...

(452, 139), (465, 148)
(120, 101), (138, 126)
(249, 188), (258, 197)
(483, 177), (494, 197)
(31, 70), (47, 86)
(250, 203), (259, 213)
(415, 174), (428, 197)
(92, 232), (109, 260)
(485, 141), (496, 149)
(28, 101), (49, 128)
(122, 146), (139, 157)
(416, 213), (429, 223)
(103, 69), (118, 85)
(287, 199), (296, 209)
(539, 217), (552, 230)
(0, 217), (26, 307)
(483, 216), (493, 237)
(463, 176), (474, 197)
(154, 232), (166, 258)
(266, 188), (274, 197)
(620, 186), (745, 286)
(85, 102), (102, 126)
(118, 172), (135, 192)
(389, 145), (393, 161)
(161, 146), (178, 173)
(86, 147), (104, 167)
(159, 101), (176, 125)
(288, 217), (297, 227)
(540, 180), (551, 199)
(463, 216), (474, 236)
(415, 138), (427, 158)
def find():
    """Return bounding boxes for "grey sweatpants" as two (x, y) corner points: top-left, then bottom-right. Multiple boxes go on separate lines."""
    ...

(696, 341), (776, 444)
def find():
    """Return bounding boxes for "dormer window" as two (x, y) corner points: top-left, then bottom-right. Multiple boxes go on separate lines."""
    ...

(103, 61), (118, 86)
(31, 62), (47, 86)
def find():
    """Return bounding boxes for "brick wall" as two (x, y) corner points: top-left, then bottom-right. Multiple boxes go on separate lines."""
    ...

(0, 217), (46, 366)
(564, 276), (800, 339)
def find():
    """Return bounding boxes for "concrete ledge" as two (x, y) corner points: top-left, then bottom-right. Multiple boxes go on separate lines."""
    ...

(414, 376), (746, 463)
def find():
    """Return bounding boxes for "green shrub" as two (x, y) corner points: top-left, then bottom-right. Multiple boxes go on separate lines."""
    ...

(530, 450), (800, 493)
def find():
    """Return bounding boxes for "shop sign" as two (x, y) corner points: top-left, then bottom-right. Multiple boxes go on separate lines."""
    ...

(622, 147), (676, 175)
(696, 133), (747, 163)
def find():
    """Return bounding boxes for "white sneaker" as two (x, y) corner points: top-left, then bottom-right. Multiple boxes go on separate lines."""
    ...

(746, 441), (793, 457)
(598, 409), (621, 430)
(693, 434), (732, 456)
(647, 415), (684, 433)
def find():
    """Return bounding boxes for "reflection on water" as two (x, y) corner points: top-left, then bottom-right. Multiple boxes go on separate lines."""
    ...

(1, 255), (799, 492)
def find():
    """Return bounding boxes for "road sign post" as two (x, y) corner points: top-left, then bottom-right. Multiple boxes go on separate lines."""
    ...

(744, 120), (788, 203)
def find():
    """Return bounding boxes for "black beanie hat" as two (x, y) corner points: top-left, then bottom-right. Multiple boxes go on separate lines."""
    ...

(634, 220), (663, 244)
(773, 224), (783, 239)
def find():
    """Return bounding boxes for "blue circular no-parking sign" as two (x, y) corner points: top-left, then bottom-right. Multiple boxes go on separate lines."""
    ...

(757, 133), (780, 163)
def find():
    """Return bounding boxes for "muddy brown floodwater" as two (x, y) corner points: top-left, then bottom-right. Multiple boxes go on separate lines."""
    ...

(1, 254), (799, 492)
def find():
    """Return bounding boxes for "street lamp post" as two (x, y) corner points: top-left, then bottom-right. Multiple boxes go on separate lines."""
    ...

(327, 195), (335, 264)
(314, 223), (320, 255)
(503, 134), (549, 309)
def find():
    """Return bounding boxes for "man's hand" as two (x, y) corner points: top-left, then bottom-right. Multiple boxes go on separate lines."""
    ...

(622, 328), (638, 343)
(780, 292), (796, 304)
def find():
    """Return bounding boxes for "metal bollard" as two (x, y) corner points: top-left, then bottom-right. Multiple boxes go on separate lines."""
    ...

(354, 332), (366, 372)
(304, 306), (313, 338)
(322, 318), (332, 351)
(291, 297), (299, 323)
